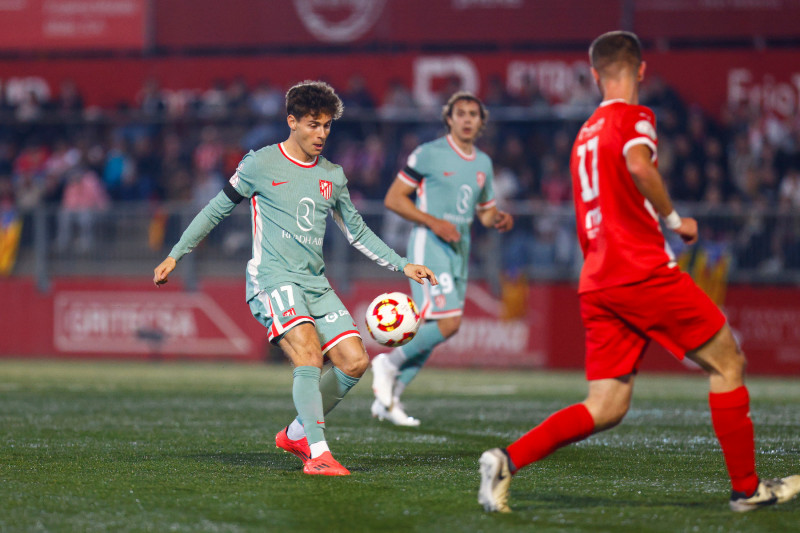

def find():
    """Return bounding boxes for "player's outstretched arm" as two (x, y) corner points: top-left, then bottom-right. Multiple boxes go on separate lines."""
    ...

(153, 257), (177, 287)
(626, 144), (697, 244)
(403, 263), (438, 286)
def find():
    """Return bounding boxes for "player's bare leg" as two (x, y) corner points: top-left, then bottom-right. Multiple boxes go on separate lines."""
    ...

(582, 374), (634, 432)
(687, 324), (799, 510)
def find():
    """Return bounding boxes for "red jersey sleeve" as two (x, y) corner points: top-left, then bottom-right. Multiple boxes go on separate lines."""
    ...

(620, 106), (658, 162)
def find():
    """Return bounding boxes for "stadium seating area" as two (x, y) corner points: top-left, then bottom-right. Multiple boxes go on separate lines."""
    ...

(1, 74), (799, 280)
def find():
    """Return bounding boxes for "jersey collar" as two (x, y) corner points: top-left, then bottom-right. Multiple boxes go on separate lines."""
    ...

(446, 134), (476, 161)
(279, 143), (319, 168)
(599, 98), (628, 107)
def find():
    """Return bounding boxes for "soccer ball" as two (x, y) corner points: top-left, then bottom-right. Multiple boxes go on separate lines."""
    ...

(365, 292), (422, 347)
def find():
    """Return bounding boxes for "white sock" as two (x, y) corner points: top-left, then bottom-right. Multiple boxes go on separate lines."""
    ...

(393, 380), (407, 400)
(386, 347), (406, 368)
(309, 440), (330, 459)
(287, 419), (305, 440)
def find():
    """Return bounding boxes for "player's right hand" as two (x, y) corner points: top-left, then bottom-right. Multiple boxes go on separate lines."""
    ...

(153, 257), (177, 287)
(428, 218), (460, 242)
(403, 263), (438, 286)
(674, 217), (698, 244)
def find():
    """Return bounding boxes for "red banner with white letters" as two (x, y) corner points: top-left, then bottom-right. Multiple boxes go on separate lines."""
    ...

(1, 49), (799, 120)
(1, 277), (799, 375)
(0, 0), (146, 51)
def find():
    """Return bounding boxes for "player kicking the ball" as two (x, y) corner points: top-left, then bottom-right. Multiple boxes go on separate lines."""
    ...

(370, 91), (512, 426)
(478, 31), (799, 512)
(154, 81), (436, 476)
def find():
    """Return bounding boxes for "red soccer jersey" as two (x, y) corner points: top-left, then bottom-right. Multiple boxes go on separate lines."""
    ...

(569, 99), (676, 294)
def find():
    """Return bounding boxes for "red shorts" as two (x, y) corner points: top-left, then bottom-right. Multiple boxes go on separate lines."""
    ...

(580, 265), (726, 380)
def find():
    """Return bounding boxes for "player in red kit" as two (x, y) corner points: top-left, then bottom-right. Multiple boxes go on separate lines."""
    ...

(477, 30), (800, 513)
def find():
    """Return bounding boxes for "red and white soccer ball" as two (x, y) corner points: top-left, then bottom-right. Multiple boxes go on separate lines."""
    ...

(365, 292), (422, 347)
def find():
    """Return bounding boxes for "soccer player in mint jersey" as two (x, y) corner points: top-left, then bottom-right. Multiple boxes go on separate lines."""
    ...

(370, 92), (513, 426)
(478, 31), (800, 513)
(154, 81), (437, 476)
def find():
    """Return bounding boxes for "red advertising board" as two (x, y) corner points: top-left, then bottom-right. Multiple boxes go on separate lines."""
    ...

(153, 0), (800, 48)
(0, 0), (146, 51)
(634, 0), (800, 40)
(1, 277), (799, 376)
(153, 0), (621, 48)
(1, 49), (798, 120)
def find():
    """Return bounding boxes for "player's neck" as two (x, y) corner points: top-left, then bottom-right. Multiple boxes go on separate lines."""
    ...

(448, 134), (475, 156)
(600, 78), (639, 106)
(282, 137), (316, 163)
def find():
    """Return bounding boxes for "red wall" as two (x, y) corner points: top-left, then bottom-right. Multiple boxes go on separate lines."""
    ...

(2, 49), (798, 120)
(153, 0), (621, 48)
(0, 0), (146, 51)
(2, 277), (799, 376)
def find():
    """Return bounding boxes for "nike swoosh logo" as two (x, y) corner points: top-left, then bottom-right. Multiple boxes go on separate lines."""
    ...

(272, 180), (288, 186)
(443, 172), (455, 176)
(316, 420), (324, 425)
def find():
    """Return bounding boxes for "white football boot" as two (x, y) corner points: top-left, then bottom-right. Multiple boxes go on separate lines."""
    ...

(371, 353), (398, 408)
(729, 475), (800, 512)
(478, 448), (513, 513)
(370, 399), (421, 427)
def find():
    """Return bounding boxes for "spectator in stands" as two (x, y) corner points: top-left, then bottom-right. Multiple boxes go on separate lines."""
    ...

(379, 79), (416, 117)
(199, 79), (229, 118)
(779, 166), (800, 208)
(159, 132), (193, 202)
(136, 78), (166, 116)
(103, 135), (133, 200)
(249, 80), (284, 117)
(485, 75), (516, 108)
(514, 75), (549, 109)
(341, 75), (375, 110)
(226, 77), (251, 117)
(55, 165), (110, 253)
(51, 79), (84, 118)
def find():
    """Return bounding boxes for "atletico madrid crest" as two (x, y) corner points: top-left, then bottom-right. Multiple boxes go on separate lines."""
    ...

(476, 171), (486, 188)
(319, 180), (332, 200)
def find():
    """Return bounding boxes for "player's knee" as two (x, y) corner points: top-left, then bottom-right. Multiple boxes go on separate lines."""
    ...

(711, 327), (746, 378)
(597, 403), (629, 431)
(337, 351), (369, 377)
(584, 397), (629, 431)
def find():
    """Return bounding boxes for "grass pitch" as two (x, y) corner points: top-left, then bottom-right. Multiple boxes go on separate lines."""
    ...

(1, 360), (798, 532)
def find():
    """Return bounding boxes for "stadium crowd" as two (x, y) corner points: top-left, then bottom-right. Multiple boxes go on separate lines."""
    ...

(1, 74), (799, 271)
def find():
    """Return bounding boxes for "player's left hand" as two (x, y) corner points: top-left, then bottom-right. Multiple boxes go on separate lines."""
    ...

(494, 211), (513, 232)
(153, 257), (177, 287)
(403, 263), (438, 286)
(674, 217), (698, 244)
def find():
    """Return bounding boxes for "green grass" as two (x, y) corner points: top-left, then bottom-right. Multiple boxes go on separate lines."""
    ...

(1, 360), (798, 532)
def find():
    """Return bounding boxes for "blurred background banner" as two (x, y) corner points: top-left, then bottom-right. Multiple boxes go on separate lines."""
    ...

(0, 0), (147, 51)
(2, 277), (799, 375)
(1, 49), (798, 119)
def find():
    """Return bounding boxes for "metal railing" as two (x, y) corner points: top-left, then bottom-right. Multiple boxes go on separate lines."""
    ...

(10, 201), (800, 291)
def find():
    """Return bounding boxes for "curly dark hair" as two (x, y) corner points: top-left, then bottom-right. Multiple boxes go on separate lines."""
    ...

(441, 91), (489, 134)
(285, 80), (344, 120)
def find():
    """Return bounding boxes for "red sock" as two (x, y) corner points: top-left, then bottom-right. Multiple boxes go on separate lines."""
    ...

(506, 403), (595, 471)
(709, 386), (759, 495)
